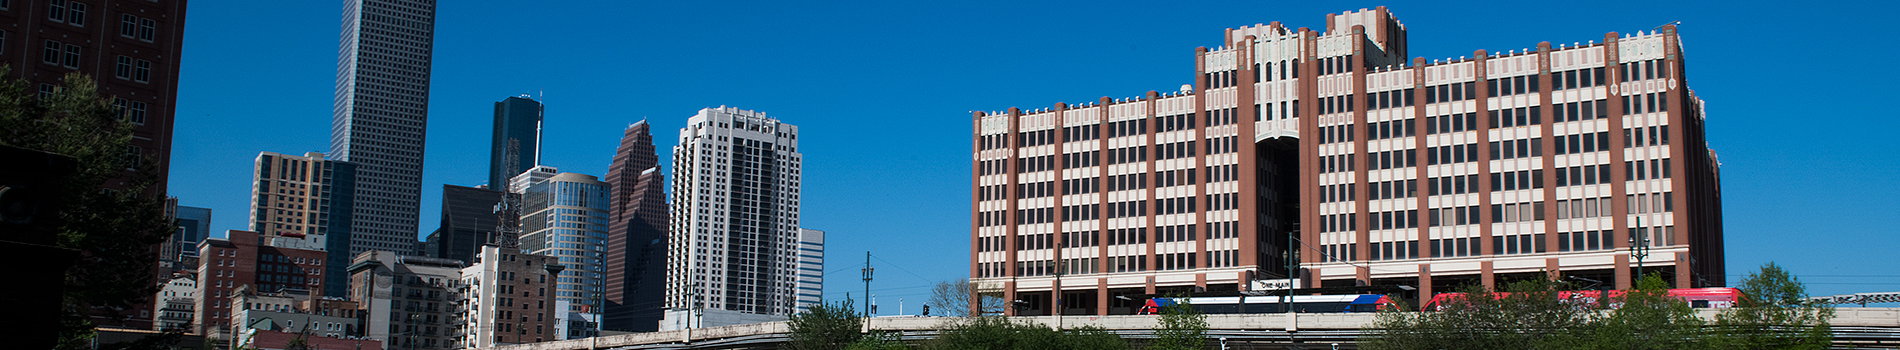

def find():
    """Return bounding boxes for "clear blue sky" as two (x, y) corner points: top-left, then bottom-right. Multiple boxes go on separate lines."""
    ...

(169, 0), (1900, 310)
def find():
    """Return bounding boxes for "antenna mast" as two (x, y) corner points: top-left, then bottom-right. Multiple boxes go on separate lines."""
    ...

(494, 139), (523, 248)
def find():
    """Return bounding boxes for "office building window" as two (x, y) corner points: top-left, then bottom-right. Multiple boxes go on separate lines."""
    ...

(135, 59), (151, 83)
(116, 56), (133, 79)
(63, 44), (80, 68)
(42, 40), (60, 65)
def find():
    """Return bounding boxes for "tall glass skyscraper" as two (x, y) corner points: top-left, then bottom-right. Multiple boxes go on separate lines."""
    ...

(332, 0), (437, 255)
(490, 96), (544, 188)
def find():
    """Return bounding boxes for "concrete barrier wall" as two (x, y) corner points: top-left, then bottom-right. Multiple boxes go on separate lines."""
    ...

(488, 308), (1899, 350)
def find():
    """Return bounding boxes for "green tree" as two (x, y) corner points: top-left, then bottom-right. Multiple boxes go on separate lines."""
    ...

(923, 317), (1126, 350)
(1592, 273), (1709, 350)
(843, 331), (908, 350)
(787, 300), (865, 350)
(0, 67), (175, 350)
(1713, 262), (1833, 350)
(1363, 276), (1596, 350)
(1150, 295), (1207, 350)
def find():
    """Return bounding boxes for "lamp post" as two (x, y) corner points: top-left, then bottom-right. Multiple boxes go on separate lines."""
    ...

(1630, 217), (1650, 284)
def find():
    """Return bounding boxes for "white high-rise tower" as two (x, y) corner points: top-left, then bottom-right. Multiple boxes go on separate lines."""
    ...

(667, 107), (810, 316)
(332, 0), (436, 255)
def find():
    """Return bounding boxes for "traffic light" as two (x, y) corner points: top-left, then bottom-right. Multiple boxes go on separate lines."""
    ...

(922, 305), (930, 316)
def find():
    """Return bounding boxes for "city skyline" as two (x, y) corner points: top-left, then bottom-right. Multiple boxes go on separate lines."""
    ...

(168, 0), (1900, 307)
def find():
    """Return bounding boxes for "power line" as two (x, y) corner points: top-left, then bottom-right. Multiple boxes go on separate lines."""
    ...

(870, 253), (939, 283)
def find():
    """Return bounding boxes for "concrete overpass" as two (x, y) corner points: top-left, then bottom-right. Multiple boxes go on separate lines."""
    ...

(490, 308), (1900, 350)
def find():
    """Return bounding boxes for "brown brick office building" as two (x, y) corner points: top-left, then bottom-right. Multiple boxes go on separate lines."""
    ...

(970, 7), (1723, 315)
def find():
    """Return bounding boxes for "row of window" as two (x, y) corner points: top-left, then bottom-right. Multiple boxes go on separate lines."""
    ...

(1016, 181), (1054, 199)
(1625, 159), (1673, 181)
(977, 184), (1005, 201)
(1109, 255), (1147, 273)
(1208, 107), (1239, 126)
(1490, 137), (1544, 161)
(1059, 203), (1100, 221)
(46, 0), (88, 27)
(1554, 164), (1615, 187)
(1489, 106), (1545, 129)
(1426, 113), (1481, 135)
(1206, 136), (1238, 154)
(1319, 123), (1357, 144)
(1157, 252), (1199, 271)
(1371, 148), (1417, 170)
(1016, 233), (1053, 251)
(1208, 221), (1239, 239)
(1109, 118), (1149, 138)
(1425, 82), (1478, 104)
(1109, 227), (1147, 246)
(1624, 92), (1669, 115)
(1368, 89), (1419, 110)
(1371, 179), (1418, 200)
(1062, 124), (1101, 143)
(1319, 94), (1355, 115)
(1370, 240), (1421, 261)
(1625, 125), (1670, 148)
(1321, 243), (1356, 262)
(1493, 201), (1546, 223)
(1060, 150), (1100, 168)
(1430, 205), (1485, 227)
(1626, 192), (1675, 214)
(1373, 210), (1420, 231)
(1551, 67), (1607, 91)
(1060, 230), (1099, 248)
(1557, 230), (1618, 252)
(1108, 145), (1148, 165)
(1486, 75), (1541, 98)
(1107, 200), (1147, 219)
(1158, 113), (1198, 133)
(1369, 118), (1417, 140)
(1016, 155), (1053, 173)
(1551, 100), (1607, 123)
(1208, 164), (1239, 183)
(1320, 213), (1356, 233)
(1156, 196), (1198, 215)
(1554, 131), (1611, 155)
(42, 40), (81, 69)
(1206, 192), (1240, 211)
(1157, 140), (1198, 160)
(1015, 207), (1053, 224)
(1554, 197), (1614, 219)
(1205, 69), (1239, 89)
(1621, 59), (1669, 82)
(1155, 168), (1197, 188)
(1017, 129), (1055, 147)
(1208, 249), (1241, 267)
(1425, 143), (1481, 165)
(1060, 177), (1100, 196)
(1156, 224), (1197, 242)
(1107, 173), (1147, 192)
(1320, 182), (1356, 203)
(1489, 169), (1545, 192)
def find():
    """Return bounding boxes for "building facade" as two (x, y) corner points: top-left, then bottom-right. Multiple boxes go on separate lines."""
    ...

(228, 285), (362, 348)
(2, 0), (191, 330)
(331, 0), (436, 256)
(457, 244), (560, 347)
(0, 0), (189, 194)
(666, 107), (806, 317)
(250, 151), (359, 297)
(490, 95), (543, 189)
(162, 204), (211, 272)
(346, 250), (463, 350)
(155, 273), (196, 333)
(603, 121), (669, 331)
(194, 230), (330, 338)
(518, 170), (610, 334)
(427, 184), (504, 264)
(795, 229), (824, 313)
(970, 7), (1722, 314)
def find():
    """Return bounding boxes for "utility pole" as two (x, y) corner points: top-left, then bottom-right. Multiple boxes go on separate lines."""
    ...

(862, 252), (874, 323)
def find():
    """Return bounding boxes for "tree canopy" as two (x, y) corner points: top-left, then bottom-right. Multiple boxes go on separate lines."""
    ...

(0, 67), (176, 349)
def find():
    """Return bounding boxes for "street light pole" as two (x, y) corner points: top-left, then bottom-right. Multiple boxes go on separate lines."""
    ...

(1631, 217), (1650, 284)
(862, 252), (874, 328)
